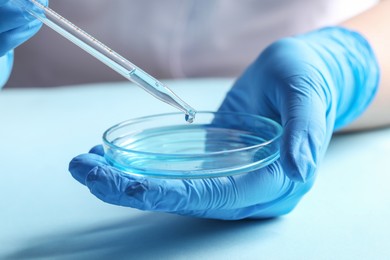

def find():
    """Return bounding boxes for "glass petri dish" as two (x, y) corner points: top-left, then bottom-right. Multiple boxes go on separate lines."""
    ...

(103, 111), (282, 179)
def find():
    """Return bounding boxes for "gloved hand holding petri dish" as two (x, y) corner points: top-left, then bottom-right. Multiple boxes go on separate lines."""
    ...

(69, 26), (379, 220)
(70, 112), (295, 220)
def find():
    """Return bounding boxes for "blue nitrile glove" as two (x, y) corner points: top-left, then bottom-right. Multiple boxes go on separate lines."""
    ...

(0, 0), (48, 88)
(69, 27), (379, 220)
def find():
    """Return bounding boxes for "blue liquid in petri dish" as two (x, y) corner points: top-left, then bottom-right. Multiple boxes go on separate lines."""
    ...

(103, 112), (282, 178)
(105, 124), (278, 178)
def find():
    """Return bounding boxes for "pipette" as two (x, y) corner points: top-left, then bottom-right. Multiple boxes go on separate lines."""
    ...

(12, 0), (196, 123)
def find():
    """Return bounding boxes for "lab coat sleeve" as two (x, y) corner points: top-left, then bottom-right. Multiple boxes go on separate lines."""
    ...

(0, 50), (13, 89)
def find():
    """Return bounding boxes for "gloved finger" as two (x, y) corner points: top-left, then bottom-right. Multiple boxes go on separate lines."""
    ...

(0, 3), (37, 32)
(85, 166), (147, 207)
(83, 160), (293, 212)
(277, 77), (330, 182)
(0, 0), (9, 6)
(0, 19), (41, 56)
(89, 145), (105, 156)
(215, 64), (281, 126)
(69, 153), (108, 185)
(176, 178), (312, 220)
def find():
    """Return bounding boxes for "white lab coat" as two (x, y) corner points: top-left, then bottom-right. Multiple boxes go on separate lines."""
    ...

(6, 0), (378, 87)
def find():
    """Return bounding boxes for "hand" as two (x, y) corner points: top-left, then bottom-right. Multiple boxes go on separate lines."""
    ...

(0, 0), (48, 56)
(0, 0), (48, 87)
(69, 27), (379, 220)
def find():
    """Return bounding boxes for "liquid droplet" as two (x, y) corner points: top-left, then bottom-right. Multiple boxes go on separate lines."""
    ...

(185, 112), (195, 124)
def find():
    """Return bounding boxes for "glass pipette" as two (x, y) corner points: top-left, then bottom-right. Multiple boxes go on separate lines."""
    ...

(12, 0), (196, 123)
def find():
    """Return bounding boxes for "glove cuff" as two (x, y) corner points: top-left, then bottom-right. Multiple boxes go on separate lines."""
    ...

(0, 50), (14, 89)
(296, 26), (380, 130)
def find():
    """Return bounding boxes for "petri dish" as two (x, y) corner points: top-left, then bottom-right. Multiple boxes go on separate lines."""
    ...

(103, 111), (282, 179)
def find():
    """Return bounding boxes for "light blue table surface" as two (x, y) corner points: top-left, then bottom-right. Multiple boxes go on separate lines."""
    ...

(1, 79), (389, 259)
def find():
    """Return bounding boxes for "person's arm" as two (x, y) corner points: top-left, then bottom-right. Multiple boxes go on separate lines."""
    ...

(341, 0), (390, 131)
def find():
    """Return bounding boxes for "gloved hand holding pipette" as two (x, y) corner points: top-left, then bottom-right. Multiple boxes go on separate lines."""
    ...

(69, 26), (379, 219)
(2, 0), (196, 119)
(0, 0), (47, 87)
